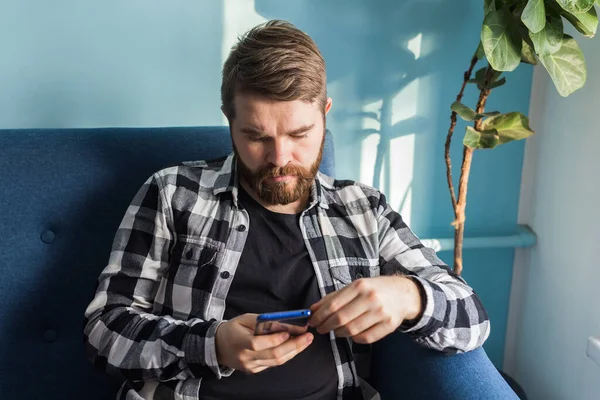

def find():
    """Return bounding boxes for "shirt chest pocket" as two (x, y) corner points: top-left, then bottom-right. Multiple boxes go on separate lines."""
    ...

(165, 239), (222, 319)
(329, 259), (380, 291)
(176, 240), (219, 267)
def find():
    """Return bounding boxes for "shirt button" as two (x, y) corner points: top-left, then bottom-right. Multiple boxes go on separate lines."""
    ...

(236, 225), (247, 232)
(355, 273), (364, 279)
(220, 271), (231, 279)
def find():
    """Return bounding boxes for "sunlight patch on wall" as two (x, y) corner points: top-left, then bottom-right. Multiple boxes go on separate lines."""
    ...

(407, 33), (422, 60)
(388, 134), (415, 223)
(360, 99), (383, 187)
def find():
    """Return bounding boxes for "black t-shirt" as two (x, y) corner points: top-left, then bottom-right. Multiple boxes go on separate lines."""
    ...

(199, 187), (338, 400)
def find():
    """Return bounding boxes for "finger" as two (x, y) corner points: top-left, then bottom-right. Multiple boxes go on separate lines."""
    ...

(253, 335), (314, 367)
(248, 331), (291, 352)
(351, 321), (394, 345)
(309, 286), (359, 328)
(309, 294), (328, 312)
(309, 283), (352, 313)
(253, 332), (314, 361)
(250, 365), (270, 374)
(333, 309), (382, 338)
(316, 296), (371, 334)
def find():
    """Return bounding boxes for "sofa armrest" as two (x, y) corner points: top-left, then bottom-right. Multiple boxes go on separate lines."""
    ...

(369, 332), (518, 400)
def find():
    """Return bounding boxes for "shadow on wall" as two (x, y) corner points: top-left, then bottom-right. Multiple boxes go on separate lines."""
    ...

(254, 0), (466, 235)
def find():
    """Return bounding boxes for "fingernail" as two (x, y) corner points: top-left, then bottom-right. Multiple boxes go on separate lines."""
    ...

(306, 334), (314, 343)
(282, 333), (290, 340)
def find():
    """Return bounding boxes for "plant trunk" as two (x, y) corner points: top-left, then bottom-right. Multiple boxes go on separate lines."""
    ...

(453, 73), (492, 275)
(453, 147), (474, 275)
(445, 54), (479, 275)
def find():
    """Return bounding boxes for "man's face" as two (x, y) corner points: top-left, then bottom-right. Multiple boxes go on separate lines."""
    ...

(228, 92), (332, 206)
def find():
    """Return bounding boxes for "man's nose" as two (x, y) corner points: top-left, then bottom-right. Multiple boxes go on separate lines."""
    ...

(267, 137), (291, 168)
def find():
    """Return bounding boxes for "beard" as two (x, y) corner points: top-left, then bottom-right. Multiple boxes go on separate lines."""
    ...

(234, 133), (325, 206)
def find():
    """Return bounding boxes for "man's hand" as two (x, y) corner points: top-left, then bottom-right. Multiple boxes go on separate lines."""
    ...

(309, 275), (422, 344)
(215, 314), (314, 374)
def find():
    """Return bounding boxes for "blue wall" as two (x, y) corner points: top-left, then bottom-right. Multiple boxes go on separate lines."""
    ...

(0, 1), (224, 127)
(0, 0), (533, 367)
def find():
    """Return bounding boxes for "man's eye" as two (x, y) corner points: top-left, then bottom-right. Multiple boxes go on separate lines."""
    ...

(291, 133), (309, 139)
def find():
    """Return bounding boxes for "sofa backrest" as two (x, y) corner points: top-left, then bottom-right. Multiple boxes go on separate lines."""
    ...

(0, 126), (335, 399)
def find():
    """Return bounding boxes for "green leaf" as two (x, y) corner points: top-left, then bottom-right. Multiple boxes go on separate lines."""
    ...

(451, 101), (501, 121)
(452, 102), (478, 120)
(467, 67), (503, 89)
(481, 112), (535, 144)
(521, 41), (538, 64)
(539, 35), (587, 96)
(562, 6), (598, 37)
(484, 0), (496, 15)
(476, 41), (486, 60)
(491, 69), (503, 81)
(556, 0), (595, 14)
(467, 67), (487, 86)
(488, 77), (507, 88)
(522, 0), (546, 33)
(530, 14), (564, 56)
(482, 9), (523, 71)
(474, 67), (487, 82)
(464, 127), (500, 149)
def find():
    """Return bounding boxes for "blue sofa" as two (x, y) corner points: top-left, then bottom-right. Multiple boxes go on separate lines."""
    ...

(0, 126), (518, 399)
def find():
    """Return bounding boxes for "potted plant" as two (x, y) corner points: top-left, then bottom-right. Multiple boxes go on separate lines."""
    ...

(446, 0), (598, 275)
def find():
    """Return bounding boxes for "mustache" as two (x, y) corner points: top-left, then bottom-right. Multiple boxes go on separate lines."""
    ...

(259, 164), (314, 180)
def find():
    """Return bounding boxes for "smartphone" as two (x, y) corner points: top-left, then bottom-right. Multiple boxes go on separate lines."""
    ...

(253, 309), (312, 336)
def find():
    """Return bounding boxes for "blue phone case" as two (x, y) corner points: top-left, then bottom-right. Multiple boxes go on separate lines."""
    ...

(254, 309), (311, 336)
(256, 309), (311, 322)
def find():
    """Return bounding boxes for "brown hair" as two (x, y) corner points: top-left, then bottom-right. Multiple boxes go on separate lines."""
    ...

(221, 20), (327, 121)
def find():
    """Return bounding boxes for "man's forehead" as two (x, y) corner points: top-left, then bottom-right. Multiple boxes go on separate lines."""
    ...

(235, 93), (317, 112)
(234, 95), (321, 131)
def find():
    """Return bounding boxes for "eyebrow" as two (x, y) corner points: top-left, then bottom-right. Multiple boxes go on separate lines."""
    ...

(241, 124), (315, 136)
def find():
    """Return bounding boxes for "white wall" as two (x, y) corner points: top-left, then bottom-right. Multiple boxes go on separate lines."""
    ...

(505, 34), (600, 399)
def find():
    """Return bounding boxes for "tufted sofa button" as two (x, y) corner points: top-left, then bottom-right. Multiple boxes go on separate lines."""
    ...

(43, 329), (58, 343)
(40, 230), (56, 244)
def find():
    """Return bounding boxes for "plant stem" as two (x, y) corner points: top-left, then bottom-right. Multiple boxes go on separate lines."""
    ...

(446, 55), (479, 214)
(453, 67), (493, 275)
(444, 54), (479, 275)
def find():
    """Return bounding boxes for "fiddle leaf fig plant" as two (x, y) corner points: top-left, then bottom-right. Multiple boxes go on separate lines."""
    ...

(446, 0), (597, 275)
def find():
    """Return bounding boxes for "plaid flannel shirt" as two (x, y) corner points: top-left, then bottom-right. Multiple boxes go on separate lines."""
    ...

(84, 153), (490, 400)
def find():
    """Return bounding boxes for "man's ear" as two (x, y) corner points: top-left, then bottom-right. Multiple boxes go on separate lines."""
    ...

(325, 97), (333, 115)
